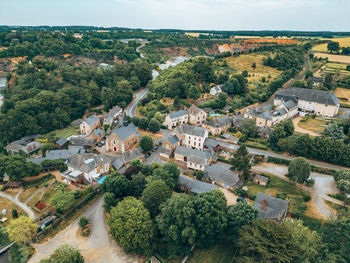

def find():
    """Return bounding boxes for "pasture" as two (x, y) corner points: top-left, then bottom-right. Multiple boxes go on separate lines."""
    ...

(224, 53), (281, 84)
(334, 88), (350, 103)
(312, 37), (350, 52)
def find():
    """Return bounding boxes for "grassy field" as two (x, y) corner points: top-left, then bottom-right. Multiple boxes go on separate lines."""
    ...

(18, 187), (38, 203)
(298, 117), (327, 133)
(0, 197), (26, 221)
(188, 244), (237, 263)
(44, 126), (78, 139)
(312, 37), (350, 52)
(314, 52), (350, 64)
(334, 87), (350, 103)
(224, 53), (281, 84)
(247, 173), (307, 214)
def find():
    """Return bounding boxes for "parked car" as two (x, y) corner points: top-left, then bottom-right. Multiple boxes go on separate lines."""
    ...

(236, 197), (247, 203)
(96, 142), (102, 147)
(123, 121), (129, 126)
(145, 152), (151, 158)
(152, 146), (158, 152)
(100, 140), (105, 145)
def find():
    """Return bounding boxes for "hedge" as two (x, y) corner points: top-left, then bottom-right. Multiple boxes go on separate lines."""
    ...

(22, 173), (54, 189)
(267, 156), (291, 166)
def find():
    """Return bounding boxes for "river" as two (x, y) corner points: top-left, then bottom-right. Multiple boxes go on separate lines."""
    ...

(0, 77), (6, 107)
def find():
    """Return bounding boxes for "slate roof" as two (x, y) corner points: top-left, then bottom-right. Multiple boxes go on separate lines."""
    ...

(85, 115), (100, 126)
(282, 100), (297, 111)
(68, 153), (111, 172)
(120, 148), (143, 163)
(189, 105), (203, 116)
(275, 87), (339, 106)
(178, 175), (218, 194)
(203, 116), (231, 128)
(112, 158), (124, 170)
(167, 135), (180, 145)
(204, 164), (240, 188)
(111, 123), (140, 141)
(69, 146), (85, 155)
(46, 150), (72, 160)
(175, 146), (212, 161)
(222, 133), (239, 143)
(253, 174), (269, 183)
(71, 138), (95, 147)
(71, 119), (83, 127)
(254, 192), (288, 220)
(181, 124), (207, 137)
(56, 137), (68, 147)
(108, 105), (122, 117)
(92, 128), (105, 138)
(203, 138), (219, 149)
(159, 147), (172, 155)
(169, 110), (188, 119)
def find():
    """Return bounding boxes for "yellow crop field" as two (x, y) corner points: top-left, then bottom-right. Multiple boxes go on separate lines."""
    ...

(334, 88), (350, 102)
(313, 37), (350, 52)
(224, 53), (281, 83)
(314, 52), (350, 64)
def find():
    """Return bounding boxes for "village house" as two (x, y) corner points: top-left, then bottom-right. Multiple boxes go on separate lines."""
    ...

(55, 137), (68, 148)
(274, 87), (340, 117)
(160, 135), (181, 160)
(70, 137), (96, 149)
(119, 148), (145, 166)
(254, 192), (288, 222)
(106, 123), (140, 153)
(104, 105), (123, 126)
(175, 124), (208, 151)
(253, 174), (269, 186)
(80, 115), (101, 135)
(178, 175), (218, 194)
(210, 85), (222, 96)
(90, 128), (105, 142)
(174, 146), (213, 171)
(202, 116), (232, 136)
(245, 100), (298, 128)
(163, 110), (188, 130)
(204, 163), (241, 190)
(203, 138), (220, 152)
(6, 134), (41, 155)
(188, 105), (208, 126)
(62, 153), (111, 184)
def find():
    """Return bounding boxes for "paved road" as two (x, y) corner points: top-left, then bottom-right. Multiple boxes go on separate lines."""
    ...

(125, 88), (149, 117)
(217, 138), (348, 171)
(29, 196), (142, 263)
(0, 191), (36, 220)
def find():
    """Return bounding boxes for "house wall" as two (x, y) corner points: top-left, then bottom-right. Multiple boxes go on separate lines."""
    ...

(80, 121), (100, 135)
(182, 131), (208, 150)
(187, 161), (205, 171)
(202, 123), (231, 136)
(163, 140), (180, 151)
(163, 115), (188, 130)
(253, 178), (267, 186)
(189, 110), (208, 126)
(107, 133), (138, 153)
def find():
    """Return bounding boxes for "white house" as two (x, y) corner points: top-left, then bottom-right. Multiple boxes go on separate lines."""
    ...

(210, 85), (222, 96)
(175, 124), (208, 151)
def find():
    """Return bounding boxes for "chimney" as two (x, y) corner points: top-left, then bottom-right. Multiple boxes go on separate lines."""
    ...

(262, 199), (267, 211)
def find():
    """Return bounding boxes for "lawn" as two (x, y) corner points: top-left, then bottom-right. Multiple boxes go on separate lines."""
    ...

(188, 244), (237, 263)
(43, 126), (78, 139)
(224, 53), (281, 84)
(298, 117), (327, 133)
(246, 173), (307, 214)
(0, 197), (25, 221)
(18, 187), (38, 203)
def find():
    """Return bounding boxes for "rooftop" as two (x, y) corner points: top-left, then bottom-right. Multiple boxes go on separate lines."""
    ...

(203, 116), (231, 128)
(178, 175), (218, 194)
(111, 123), (140, 141)
(169, 110), (188, 119)
(254, 192), (288, 220)
(180, 124), (207, 137)
(204, 163), (240, 188)
(85, 115), (100, 126)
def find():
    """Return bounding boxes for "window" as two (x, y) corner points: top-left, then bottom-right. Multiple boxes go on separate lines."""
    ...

(113, 140), (116, 145)
(198, 143), (201, 147)
(194, 142), (196, 146)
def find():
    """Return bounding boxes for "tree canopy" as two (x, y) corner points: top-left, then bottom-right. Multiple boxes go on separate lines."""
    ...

(287, 157), (311, 183)
(6, 216), (37, 244)
(39, 244), (84, 263)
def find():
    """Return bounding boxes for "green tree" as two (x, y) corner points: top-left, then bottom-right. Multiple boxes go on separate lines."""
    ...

(148, 118), (161, 133)
(138, 117), (149, 130)
(11, 208), (18, 219)
(231, 145), (251, 179)
(241, 119), (258, 138)
(153, 162), (180, 189)
(322, 122), (345, 140)
(79, 216), (89, 228)
(269, 126), (286, 150)
(139, 135), (153, 152)
(252, 62), (256, 70)
(39, 244), (84, 263)
(131, 116), (139, 126)
(287, 157), (311, 183)
(238, 220), (299, 263)
(226, 202), (258, 243)
(6, 216), (37, 244)
(0, 225), (9, 246)
(327, 42), (340, 53)
(141, 179), (172, 217)
(103, 124), (110, 133)
(324, 73), (334, 90)
(153, 112), (164, 123)
(108, 197), (154, 255)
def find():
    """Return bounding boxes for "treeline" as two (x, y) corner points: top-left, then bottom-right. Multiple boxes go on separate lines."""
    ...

(101, 160), (350, 262)
(0, 59), (152, 143)
(0, 31), (140, 61)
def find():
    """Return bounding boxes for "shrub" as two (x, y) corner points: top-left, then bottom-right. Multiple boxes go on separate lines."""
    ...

(303, 195), (312, 202)
(234, 188), (247, 197)
(79, 216), (89, 228)
(305, 178), (315, 187)
(267, 156), (291, 166)
(276, 192), (287, 200)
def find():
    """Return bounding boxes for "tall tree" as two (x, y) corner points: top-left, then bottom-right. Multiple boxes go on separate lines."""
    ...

(231, 145), (251, 179)
(139, 135), (153, 152)
(141, 179), (172, 218)
(138, 117), (149, 130)
(7, 216), (37, 244)
(287, 157), (311, 183)
(327, 42), (340, 53)
(148, 118), (161, 133)
(241, 119), (258, 138)
(108, 197), (154, 255)
(39, 244), (84, 263)
(322, 122), (345, 140)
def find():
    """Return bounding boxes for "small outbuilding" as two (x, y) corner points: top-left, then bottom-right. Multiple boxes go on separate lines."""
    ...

(253, 174), (269, 187)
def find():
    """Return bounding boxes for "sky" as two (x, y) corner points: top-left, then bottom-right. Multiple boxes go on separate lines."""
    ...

(1, 0), (350, 31)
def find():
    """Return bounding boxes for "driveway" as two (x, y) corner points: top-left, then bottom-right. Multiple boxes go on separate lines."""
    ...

(29, 196), (142, 263)
(0, 191), (36, 220)
(252, 163), (342, 219)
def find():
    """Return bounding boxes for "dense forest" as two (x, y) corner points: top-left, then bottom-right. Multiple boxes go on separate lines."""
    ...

(0, 59), (152, 144)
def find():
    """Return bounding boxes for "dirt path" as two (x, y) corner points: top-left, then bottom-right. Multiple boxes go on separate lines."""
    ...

(25, 188), (44, 205)
(293, 116), (321, 137)
(29, 196), (143, 263)
(0, 191), (36, 220)
(252, 163), (342, 219)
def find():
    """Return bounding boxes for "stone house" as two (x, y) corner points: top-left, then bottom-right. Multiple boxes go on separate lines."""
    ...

(90, 128), (105, 142)
(163, 135), (180, 152)
(274, 87), (339, 117)
(80, 115), (100, 135)
(174, 146), (213, 171)
(188, 105), (208, 126)
(204, 163), (241, 190)
(254, 192), (288, 222)
(253, 174), (269, 186)
(104, 105), (123, 126)
(210, 85), (222, 96)
(6, 134), (41, 155)
(202, 116), (232, 136)
(178, 175), (218, 194)
(106, 123), (140, 153)
(175, 124), (208, 151)
(163, 110), (188, 130)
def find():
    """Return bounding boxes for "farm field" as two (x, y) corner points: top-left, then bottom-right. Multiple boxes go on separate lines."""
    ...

(314, 52), (350, 64)
(334, 87), (350, 104)
(315, 62), (350, 77)
(312, 37), (350, 52)
(224, 53), (281, 84)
